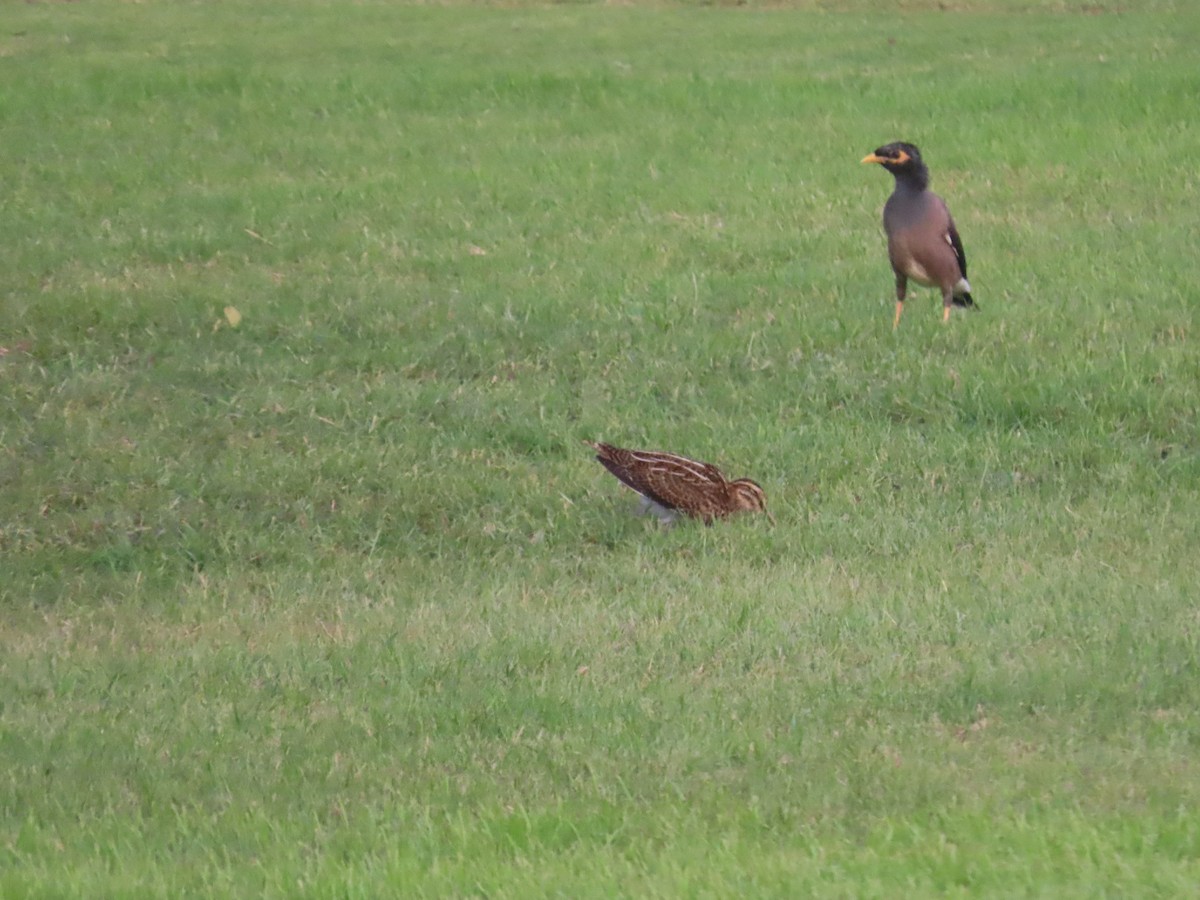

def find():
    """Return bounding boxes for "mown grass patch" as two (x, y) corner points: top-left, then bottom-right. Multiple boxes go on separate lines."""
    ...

(2, 0), (1199, 893)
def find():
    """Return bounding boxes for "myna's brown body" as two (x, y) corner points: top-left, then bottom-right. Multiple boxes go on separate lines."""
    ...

(862, 142), (975, 328)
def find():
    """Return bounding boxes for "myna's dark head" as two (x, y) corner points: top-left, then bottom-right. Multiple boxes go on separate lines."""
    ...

(861, 141), (923, 175)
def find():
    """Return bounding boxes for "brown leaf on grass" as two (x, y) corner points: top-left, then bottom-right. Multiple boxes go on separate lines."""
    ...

(954, 705), (991, 742)
(468, 244), (487, 256)
(224, 306), (242, 327)
(0, 340), (28, 357)
(244, 228), (274, 246)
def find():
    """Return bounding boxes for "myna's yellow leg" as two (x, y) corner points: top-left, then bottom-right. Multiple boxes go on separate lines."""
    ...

(893, 275), (907, 331)
(942, 304), (951, 323)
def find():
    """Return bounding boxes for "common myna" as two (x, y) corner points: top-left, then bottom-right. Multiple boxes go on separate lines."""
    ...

(862, 142), (975, 328)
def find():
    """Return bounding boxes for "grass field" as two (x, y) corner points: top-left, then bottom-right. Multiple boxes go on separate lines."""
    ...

(3, 0), (1199, 894)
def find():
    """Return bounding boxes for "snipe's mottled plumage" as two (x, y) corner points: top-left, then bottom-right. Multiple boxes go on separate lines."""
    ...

(585, 441), (772, 525)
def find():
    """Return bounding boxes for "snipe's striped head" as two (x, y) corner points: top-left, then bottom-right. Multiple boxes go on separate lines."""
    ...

(726, 478), (769, 516)
(584, 440), (773, 525)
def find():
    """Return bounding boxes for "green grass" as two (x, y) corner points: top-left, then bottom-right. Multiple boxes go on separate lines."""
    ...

(3, 0), (1200, 894)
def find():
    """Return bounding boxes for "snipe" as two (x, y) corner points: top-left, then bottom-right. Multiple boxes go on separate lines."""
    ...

(584, 441), (773, 525)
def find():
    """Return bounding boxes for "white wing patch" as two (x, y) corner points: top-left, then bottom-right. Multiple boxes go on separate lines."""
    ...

(637, 495), (680, 524)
